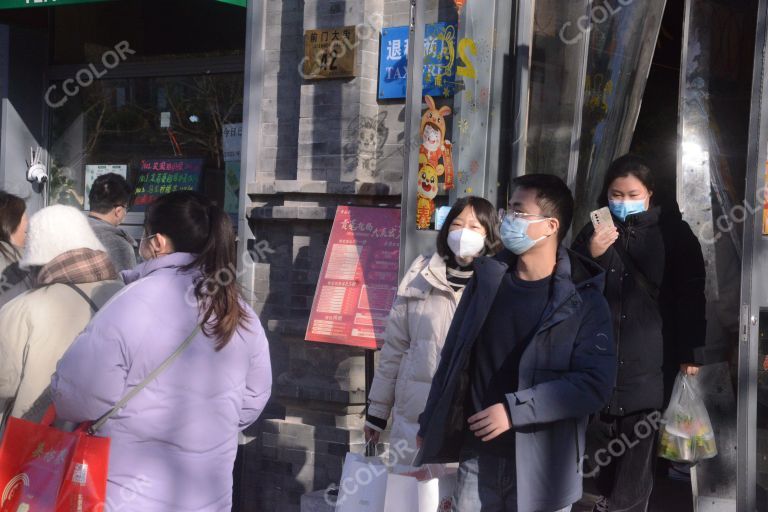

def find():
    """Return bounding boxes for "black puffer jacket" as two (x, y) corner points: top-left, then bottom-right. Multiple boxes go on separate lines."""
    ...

(572, 206), (706, 415)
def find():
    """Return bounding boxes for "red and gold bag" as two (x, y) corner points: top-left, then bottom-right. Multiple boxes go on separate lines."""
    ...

(0, 324), (202, 511)
(0, 407), (109, 512)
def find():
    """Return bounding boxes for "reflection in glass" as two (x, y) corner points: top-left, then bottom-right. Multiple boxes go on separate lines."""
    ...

(48, 74), (244, 209)
(525, 0), (589, 182)
(572, 0), (666, 230)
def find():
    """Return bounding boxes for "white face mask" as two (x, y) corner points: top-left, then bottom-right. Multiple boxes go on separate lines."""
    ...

(447, 228), (486, 260)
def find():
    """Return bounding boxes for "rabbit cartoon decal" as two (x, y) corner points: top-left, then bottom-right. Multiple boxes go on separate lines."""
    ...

(416, 95), (454, 230)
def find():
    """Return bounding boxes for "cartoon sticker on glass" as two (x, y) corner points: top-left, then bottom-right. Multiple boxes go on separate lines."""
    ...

(416, 95), (454, 230)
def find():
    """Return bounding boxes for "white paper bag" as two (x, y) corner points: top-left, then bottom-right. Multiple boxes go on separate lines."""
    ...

(383, 466), (457, 512)
(335, 452), (389, 512)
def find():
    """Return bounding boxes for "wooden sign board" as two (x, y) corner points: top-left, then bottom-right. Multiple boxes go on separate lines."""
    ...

(303, 26), (357, 80)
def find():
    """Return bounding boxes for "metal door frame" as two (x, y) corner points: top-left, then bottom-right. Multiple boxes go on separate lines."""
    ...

(738, 0), (768, 509)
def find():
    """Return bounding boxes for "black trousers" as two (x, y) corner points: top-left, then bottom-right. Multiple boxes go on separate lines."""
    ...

(584, 410), (660, 512)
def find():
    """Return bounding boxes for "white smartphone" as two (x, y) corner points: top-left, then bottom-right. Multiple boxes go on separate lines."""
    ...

(590, 207), (615, 231)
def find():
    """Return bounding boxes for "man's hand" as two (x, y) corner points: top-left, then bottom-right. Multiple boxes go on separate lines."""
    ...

(589, 226), (619, 259)
(680, 363), (700, 376)
(468, 403), (512, 442)
(364, 426), (381, 445)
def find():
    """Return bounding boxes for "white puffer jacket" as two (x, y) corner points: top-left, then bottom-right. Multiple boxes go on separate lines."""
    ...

(367, 252), (466, 457)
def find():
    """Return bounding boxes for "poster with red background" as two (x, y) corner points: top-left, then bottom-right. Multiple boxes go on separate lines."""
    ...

(305, 206), (401, 349)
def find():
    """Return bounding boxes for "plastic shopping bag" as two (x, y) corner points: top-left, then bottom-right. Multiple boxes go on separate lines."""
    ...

(0, 407), (110, 511)
(335, 452), (389, 512)
(383, 465), (456, 512)
(658, 372), (717, 463)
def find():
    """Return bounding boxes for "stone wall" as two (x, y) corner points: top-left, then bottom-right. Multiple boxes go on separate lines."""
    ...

(238, 1), (462, 509)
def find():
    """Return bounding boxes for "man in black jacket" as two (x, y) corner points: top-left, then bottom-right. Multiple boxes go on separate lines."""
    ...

(416, 174), (616, 512)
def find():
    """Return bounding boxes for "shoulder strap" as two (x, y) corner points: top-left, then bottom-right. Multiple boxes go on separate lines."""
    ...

(612, 243), (660, 302)
(88, 324), (202, 435)
(62, 283), (100, 313)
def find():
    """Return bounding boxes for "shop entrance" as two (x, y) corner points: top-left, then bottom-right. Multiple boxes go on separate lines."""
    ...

(397, 0), (764, 510)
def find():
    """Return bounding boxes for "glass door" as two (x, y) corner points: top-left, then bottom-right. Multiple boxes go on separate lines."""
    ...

(399, 0), (515, 270)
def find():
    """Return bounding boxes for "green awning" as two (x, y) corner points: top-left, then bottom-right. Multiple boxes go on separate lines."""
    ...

(0, 0), (245, 8)
(0, 0), (112, 7)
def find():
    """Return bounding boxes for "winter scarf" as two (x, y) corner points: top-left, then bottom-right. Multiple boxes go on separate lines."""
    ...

(35, 248), (118, 287)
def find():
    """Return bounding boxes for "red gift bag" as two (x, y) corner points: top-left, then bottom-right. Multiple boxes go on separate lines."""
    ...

(0, 407), (109, 512)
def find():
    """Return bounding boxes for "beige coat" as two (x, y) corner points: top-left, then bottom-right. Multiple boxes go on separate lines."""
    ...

(0, 241), (19, 276)
(0, 280), (123, 431)
(368, 253), (465, 456)
(0, 241), (31, 309)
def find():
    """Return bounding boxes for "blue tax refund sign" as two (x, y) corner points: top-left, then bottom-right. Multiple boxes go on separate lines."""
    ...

(378, 23), (458, 100)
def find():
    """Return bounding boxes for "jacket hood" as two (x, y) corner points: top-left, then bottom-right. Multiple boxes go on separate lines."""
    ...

(568, 248), (606, 290)
(483, 246), (605, 290)
(20, 206), (106, 269)
(120, 252), (199, 284)
(473, 246), (606, 330)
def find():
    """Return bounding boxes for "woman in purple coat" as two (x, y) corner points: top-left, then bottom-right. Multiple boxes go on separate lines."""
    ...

(52, 192), (272, 512)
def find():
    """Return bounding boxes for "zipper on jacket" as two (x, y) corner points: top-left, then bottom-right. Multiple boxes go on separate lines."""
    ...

(609, 227), (631, 413)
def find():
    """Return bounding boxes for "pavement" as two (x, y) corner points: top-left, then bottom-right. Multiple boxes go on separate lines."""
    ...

(574, 465), (694, 512)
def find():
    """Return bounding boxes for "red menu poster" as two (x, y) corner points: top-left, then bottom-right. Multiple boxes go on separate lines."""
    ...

(306, 206), (401, 349)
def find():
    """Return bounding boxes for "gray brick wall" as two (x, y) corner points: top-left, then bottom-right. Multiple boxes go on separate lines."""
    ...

(237, 1), (456, 510)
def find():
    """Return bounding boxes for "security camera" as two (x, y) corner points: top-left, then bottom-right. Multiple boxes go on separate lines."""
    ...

(26, 147), (48, 184)
(27, 163), (48, 184)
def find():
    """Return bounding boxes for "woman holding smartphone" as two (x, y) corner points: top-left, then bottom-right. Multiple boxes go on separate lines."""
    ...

(572, 155), (706, 512)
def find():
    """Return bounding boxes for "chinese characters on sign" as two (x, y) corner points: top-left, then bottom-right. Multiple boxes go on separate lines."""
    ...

(133, 158), (203, 210)
(306, 206), (401, 349)
(222, 123), (242, 223)
(303, 26), (357, 80)
(378, 23), (458, 100)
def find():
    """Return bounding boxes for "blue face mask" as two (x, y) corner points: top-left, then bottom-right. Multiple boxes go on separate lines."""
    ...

(500, 215), (550, 255)
(608, 199), (647, 222)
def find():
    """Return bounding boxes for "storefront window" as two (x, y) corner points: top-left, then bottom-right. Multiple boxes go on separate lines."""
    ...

(48, 73), (244, 222)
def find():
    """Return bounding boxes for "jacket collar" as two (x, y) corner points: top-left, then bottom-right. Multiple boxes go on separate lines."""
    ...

(615, 205), (661, 229)
(474, 246), (605, 331)
(120, 252), (199, 284)
(88, 215), (137, 246)
(0, 241), (21, 262)
(399, 252), (456, 298)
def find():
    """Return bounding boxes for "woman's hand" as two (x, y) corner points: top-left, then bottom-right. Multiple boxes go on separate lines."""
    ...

(680, 363), (700, 376)
(589, 226), (619, 259)
(364, 426), (381, 445)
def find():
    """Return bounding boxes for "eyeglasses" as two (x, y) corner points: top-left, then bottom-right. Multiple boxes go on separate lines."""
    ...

(506, 211), (550, 221)
(140, 233), (157, 243)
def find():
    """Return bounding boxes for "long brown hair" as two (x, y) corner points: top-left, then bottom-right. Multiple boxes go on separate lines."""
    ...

(145, 192), (248, 350)
(0, 191), (25, 261)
